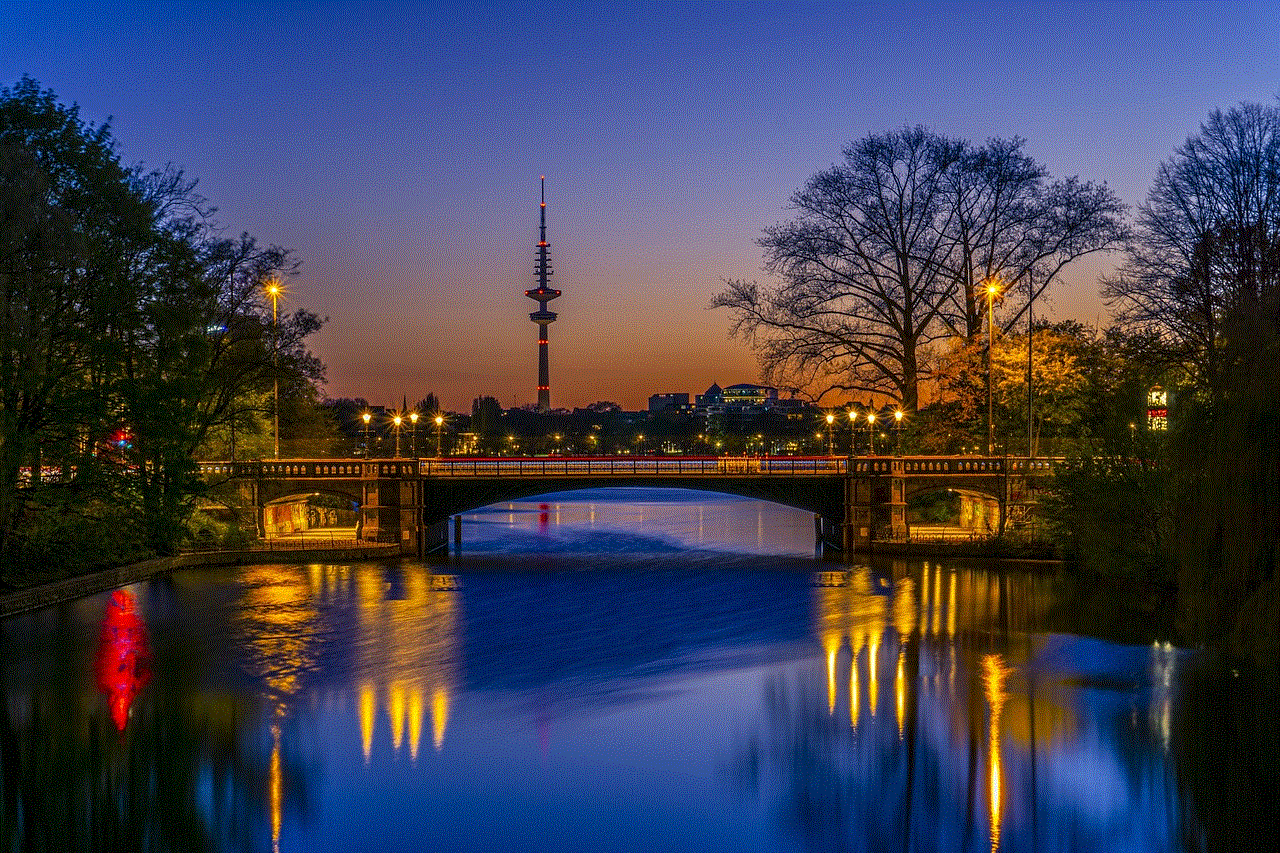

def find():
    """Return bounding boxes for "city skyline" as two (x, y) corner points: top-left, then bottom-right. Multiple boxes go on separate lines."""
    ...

(3, 0), (1277, 410)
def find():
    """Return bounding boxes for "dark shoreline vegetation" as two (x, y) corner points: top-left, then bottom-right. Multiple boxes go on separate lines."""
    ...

(1, 81), (1275, 685)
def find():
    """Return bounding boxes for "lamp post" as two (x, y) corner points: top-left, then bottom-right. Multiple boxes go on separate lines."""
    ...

(848, 409), (858, 457)
(894, 409), (904, 455)
(825, 413), (835, 456)
(392, 413), (403, 457)
(986, 279), (1000, 456)
(867, 412), (876, 455)
(1026, 272), (1035, 460)
(267, 280), (280, 459)
(361, 411), (371, 457)
(435, 415), (444, 457)
(409, 411), (419, 457)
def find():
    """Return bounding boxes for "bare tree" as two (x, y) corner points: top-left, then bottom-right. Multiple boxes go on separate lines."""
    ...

(941, 138), (1127, 340)
(716, 130), (1126, 410)
(1104, 101), (1280, 393)
(715, 128), (962, 409)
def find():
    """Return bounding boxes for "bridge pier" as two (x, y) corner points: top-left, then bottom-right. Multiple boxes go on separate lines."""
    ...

(360, 461), (425, 554)
(842, 458), (909, 555)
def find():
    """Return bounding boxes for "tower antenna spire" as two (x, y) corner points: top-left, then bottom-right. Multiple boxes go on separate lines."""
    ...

(525, 177), (560, 412)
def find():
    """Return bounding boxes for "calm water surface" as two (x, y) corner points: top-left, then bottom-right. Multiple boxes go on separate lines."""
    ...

(2, 488), (1274, 852)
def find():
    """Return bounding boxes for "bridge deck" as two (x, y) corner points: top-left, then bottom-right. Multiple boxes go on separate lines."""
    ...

(197, 455), (1060, 479)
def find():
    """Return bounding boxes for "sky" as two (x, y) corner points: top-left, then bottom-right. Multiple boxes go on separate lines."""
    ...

(3, 1), (1278, 412)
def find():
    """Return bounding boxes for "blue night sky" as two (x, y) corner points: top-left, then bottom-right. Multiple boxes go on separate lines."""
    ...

(3, 1), (1277, 410)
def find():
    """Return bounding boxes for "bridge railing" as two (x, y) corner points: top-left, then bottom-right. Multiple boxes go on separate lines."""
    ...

(415, 456), (847, 477)
(196, 455), (1063, 479)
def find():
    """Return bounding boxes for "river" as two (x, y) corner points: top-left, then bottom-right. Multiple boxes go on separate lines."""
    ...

(1, 488), (1273, 852)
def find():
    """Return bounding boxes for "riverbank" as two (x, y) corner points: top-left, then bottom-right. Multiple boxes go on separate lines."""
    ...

(0, 542), (401, 617)
(838, 537), (1062, 562)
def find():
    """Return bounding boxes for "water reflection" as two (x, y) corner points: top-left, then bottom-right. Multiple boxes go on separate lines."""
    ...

(744, 562), (1211, 853)
(95, 589), (152, 731)
(1, 527), (1274, 851)
(349, 566), (459, 760)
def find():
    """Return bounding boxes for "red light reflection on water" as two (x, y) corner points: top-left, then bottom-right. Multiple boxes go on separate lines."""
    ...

(94, 590), (152, 731)
(539, 503), (550, 532)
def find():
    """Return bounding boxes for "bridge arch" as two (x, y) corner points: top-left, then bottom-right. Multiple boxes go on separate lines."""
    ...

(420, 475), (846, 527)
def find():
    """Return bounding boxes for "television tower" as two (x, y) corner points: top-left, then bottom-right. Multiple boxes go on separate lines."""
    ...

(525, 176), (560, 412)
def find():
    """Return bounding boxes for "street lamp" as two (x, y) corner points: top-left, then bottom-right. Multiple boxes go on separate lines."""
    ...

(986, 279), (1000, 456)
(848, 409), (858, 457)
(267, 279), (280, 459)
(392, 413), (403, 457)
(409, 411), (419, 457)
(435, 414), (444, 457)
(825, 413), (835, 456)
(866, 412), (876, 455)
(361, 411), (372, 456)
(894, 409), (904, 455)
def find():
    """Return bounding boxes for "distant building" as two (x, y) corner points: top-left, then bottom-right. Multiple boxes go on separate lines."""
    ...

(695, 383), (723, 411)
(696, 383), (777, 413)
(648, 392), (690, 413)
(722, 383), (778, 410)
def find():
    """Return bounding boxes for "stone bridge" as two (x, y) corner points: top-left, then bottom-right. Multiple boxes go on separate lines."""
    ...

(198, 455), (1059, 557)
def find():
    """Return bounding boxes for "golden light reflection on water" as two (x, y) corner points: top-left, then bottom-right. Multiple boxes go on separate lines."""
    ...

(236, 565), (320, 714)
(270, 723), (282, 853)
(354, 568), (460, 762)
(809, 563), (1067, 850)
(896, 647), (906, 739)
(231, 561), (462, 852)
(983, 653), (1010, 853)
(433, 688), (449, 752)
(825, 634), (838, 715)
(360, 683), (376, 763)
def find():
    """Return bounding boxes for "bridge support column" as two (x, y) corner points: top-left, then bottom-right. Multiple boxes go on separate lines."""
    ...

(361, 461), (422, 552)
(843, 458), (908, 554)
(816, 514), (845, 559)
(421, 517), (449, 560)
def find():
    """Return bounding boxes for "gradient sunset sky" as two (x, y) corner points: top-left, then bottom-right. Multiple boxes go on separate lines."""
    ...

(3, 1), (1277, 411)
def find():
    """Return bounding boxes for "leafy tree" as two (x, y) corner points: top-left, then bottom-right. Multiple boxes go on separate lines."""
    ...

(415, 392), (440, 416)
(470, 395), (503, 441)
(0, 77), (160, 560)
(0, 78), (325, 570)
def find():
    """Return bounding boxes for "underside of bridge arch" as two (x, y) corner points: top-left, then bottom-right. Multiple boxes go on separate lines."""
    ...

(903, 477), (1005, 533)
(901, 477), (1003, 505)
(256, 479), (363, 507)
(419, 476), (847, 527)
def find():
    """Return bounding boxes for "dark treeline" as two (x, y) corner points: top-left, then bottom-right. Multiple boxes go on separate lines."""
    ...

(0, 78), (326, 586)
(1050, 103), (1279, 675)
